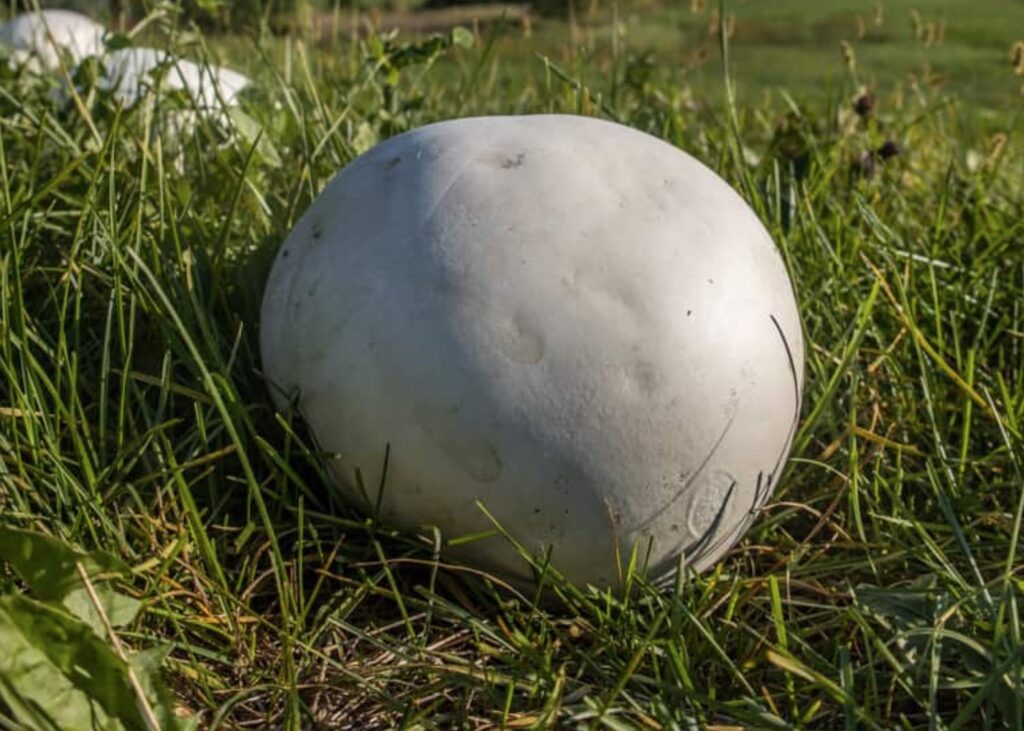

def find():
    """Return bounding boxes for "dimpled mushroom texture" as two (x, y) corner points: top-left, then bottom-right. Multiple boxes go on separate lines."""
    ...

(0, 10), (105, 71)
(260, 115), (804, 588)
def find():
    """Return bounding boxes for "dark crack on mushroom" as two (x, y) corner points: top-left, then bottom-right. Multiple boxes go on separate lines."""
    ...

(501, 152), (526, 169)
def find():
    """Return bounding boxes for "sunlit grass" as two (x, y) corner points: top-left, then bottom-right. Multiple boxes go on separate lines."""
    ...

(0, 2), (1023, 727)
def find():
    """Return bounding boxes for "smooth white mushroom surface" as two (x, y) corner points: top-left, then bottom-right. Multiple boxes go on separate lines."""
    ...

(0, 10), (105, 70)
(100, 47), (249, 109)
(260, 115), (805, 587)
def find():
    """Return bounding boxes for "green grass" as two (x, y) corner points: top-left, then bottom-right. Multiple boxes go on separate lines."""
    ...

(1, 1), (1024, 728)
(464, 0), (1024, 111)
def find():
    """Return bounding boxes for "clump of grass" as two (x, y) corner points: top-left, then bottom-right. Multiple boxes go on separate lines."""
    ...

(1, 4), (1023, 728)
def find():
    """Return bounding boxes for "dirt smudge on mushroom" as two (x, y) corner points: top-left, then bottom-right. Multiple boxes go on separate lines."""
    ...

(500, 152), (526, 169)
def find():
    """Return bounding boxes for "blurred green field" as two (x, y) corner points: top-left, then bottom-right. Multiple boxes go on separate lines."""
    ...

(210, 0), (1024, 137)
(657, 0), (1024, 103)
(462, 0), (1024, 110)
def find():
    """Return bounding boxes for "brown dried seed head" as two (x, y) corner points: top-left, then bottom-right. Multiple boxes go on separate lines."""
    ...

(1011, 41), (1024, 75)
(854, 91), (876, 118)
(877, 140), (900, 160)
(840, 40), (856, 71)
(986, 133), (1008, 168)
(910, 10), (923, 39)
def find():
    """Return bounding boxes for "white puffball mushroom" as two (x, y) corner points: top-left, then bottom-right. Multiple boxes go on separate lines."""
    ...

(208, 65), (249, 106)
(0, 10), (105, 71)
(100, 47), (249, 110)
(260, 115), (805, 587)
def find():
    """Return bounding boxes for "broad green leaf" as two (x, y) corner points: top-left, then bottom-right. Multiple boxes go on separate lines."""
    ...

(0, 527), (128, 602)
(852, 583), (949, 669)
(0, 594), (142, 731)
(0, 674), (63, 731)
(227, 108), (282, 168)
(0, 527), (138, 633)
(451, 26), (475, 50)
(0, 594), (190, 731)
(353, 121), (378, 155)
(853, 583), (946, 628)
(103, 33), (133, 51)
(132, 646), (200, 731)
(63, 584), (142, 635)
(194, 0), (228, 13)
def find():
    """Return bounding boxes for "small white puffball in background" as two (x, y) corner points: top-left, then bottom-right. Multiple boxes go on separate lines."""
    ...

(209, 65), (249, 105)
(0, 10), (105, 70)
(260, 115), (805, 588)
(100, 47), (249, 110)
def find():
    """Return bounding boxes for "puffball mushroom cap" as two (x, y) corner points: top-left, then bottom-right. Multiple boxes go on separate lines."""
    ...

(260, 115), (804, 587)
(100, 47), (249, 109)
(0, 10), (105, 70)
